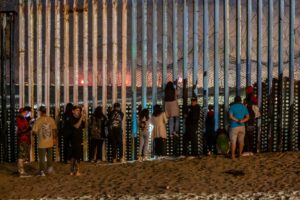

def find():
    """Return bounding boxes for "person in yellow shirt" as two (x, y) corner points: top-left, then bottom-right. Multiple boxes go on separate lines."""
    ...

(32, 106), (57, 176)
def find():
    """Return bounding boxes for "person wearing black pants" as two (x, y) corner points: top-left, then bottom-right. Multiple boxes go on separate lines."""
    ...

(108, 103), (124, 163)
(89, 106), (107, 162)
(182, 97), (200, 157)
(62, 103), (74, 163)
(111, 127), (123, 162)
(154, 138), (166, 156)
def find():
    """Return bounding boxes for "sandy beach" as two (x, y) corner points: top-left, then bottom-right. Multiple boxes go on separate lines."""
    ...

(0, 152), (299, 199)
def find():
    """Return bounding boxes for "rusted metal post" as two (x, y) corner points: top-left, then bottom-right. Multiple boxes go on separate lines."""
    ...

(28, 0), (34, 110)
(162, 0), (168, 100)
(102, 0), (108, 112)
(142, 0), (147, 108)
(18, 0), (25, 108)
(172, 0), (178, 81)
(121, 0), (128, 161)
(83, 0), (88, 161)
(112, 0), (118, 104)
(73, 0), (79, 105)
(45, 0), (51, 115)
(92, 0), (98, 109)
(64, 0), (70, 105)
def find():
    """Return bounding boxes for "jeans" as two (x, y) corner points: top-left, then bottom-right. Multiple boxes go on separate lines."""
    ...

(168, 117), (179, 134)
(139, 131), (149, 157)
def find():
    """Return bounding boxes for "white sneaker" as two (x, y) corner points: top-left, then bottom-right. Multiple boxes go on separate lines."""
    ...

(178, 155), (186, 159)
(19, 173), (31, 178)
(37, 171), (46, 177)
(142, 156), (148, 161)
(187, 156), (195, 160)
(121, 158), (126, 163)
(47, 166), (55, 174)
(138, 157), (143, 162)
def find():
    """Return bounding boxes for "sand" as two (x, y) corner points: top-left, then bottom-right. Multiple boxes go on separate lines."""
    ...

(0, 152), (299, 199)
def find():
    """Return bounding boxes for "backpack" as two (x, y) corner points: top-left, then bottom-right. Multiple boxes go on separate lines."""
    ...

(252, 105), (261, 119)
(110, 110), (123, 128)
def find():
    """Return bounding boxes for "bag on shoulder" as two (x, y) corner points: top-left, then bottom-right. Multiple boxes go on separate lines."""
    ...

(252, 105), (261, 119)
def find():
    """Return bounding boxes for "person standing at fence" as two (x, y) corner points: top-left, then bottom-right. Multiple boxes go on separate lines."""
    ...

(182, 97), (200, 158)
(138, 108), (150, 162)
(109, 103), (124, 163)
(89, 106), (107, 163)
(151, 104), (168, 159)
(16, 107), (32, 177)
(164, 81), (180, 137)
(70, 105), (86, 176)
(229, 96), (249, 160)
(61, 103), (73, 163)
(32, 106), (57, 176)
(205, 104), (216, 156)
(244, 86), (260, 155)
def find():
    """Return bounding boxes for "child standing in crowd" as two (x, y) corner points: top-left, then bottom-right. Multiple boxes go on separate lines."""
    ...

(32, 106), (57, 176)
(16, 107), (32, 177)
(70, 106), (86, 176)
(138, 108), (150, 162)
(89, 106), (107, 163)
(109, 103), (124, 163)
(151, 104), (168, 159)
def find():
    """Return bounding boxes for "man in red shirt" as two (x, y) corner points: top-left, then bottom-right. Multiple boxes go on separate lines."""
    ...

(16, 107), (32, 177)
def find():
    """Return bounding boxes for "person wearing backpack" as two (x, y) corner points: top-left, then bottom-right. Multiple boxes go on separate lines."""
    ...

(89, 106), (107, 163)
(109, 103), (124, 163)
(32, 106), (57, 176)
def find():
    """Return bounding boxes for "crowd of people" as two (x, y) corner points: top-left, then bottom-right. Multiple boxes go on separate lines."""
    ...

(15, 82), (260, 177)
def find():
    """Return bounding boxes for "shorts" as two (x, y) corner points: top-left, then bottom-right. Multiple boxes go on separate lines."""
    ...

(18, 143), (30, 160)
(230, 126), (245, 145)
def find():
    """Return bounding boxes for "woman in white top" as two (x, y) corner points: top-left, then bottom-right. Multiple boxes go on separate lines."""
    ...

(164, 81), (180, 136)
(151, 104), (168, 158)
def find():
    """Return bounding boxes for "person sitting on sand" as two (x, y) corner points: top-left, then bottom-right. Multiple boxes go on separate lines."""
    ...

(151, 104), (168, 159)
(70, 106), (86, 176)
(32, 106), (57, 176)
(216, 128), (230, 155)
(229, 96), (249, 159)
